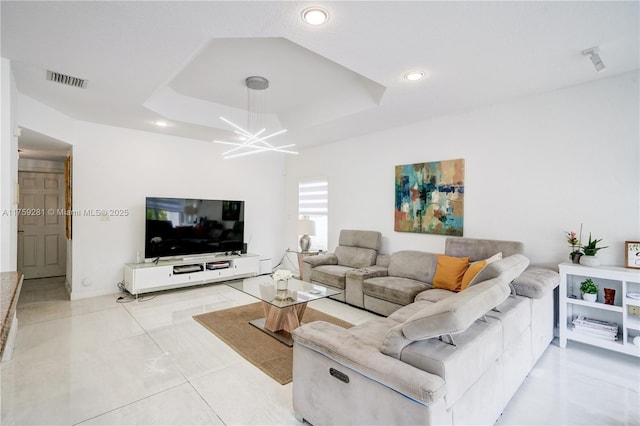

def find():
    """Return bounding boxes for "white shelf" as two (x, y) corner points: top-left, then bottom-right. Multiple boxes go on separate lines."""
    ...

(627, 315), (640, 331)
(566, 298), (623, 312)
(559, 262), (640, 358)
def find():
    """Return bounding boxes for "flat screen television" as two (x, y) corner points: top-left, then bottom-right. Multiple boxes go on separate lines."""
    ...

(145, 197), (244, 260)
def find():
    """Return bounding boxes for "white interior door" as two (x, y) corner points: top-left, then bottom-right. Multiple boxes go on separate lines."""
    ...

(17, 172), (67, 279)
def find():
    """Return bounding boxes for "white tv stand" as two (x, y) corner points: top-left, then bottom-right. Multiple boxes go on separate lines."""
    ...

(123, 253), (259, 295)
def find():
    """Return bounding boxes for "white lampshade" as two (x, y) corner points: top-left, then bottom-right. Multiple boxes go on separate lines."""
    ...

(297, 219), (316, 236)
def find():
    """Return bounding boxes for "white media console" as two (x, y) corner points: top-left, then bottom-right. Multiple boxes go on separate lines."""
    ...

(123, 253), (260, 295)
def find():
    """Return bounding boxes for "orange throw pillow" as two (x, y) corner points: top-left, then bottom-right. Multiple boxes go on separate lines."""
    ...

(432, 254), (470, 291)
(459, 260), (488, 291)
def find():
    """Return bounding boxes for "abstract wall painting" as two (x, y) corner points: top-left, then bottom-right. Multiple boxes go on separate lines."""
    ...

(395, 158), (464, 236)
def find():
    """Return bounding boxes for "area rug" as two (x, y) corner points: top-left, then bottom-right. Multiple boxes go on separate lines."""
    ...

(193, 302), (353, 385)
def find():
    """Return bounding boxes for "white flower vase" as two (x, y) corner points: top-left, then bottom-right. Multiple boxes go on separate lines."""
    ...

(579, 255), (600, 267)
(582, 292), (597, 303)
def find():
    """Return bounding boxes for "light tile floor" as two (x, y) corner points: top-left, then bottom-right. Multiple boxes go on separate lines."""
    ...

(1, 276), (638, 425)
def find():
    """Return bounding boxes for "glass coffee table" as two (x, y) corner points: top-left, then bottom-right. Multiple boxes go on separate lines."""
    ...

(227, 277), (341, 346)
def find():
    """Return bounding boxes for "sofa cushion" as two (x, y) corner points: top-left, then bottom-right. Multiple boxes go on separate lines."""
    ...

(375, 253), (391, 267)
(468, 254), (529, 288)
(486, 295), (532, 350)
(381, 277), (510, 358)
(363, 276), (431, 306)
(445, 237), (523, 261)
(415, 288), (456, 303)
(458, 252), (501, 291)
(347, 317), (401, 345)
(304, 253), (338, 267)
(511, 266), (560, 298)
(432, 254), (470, 291)
(399, 318), (503, 408)
(459, 259), (487, 291)
(311, 264), (354, 289)
(387, 300), (434, 323)
(334, 246), (377, 268)
(338, 229), (382, 250)
(387, 250), (438, 283)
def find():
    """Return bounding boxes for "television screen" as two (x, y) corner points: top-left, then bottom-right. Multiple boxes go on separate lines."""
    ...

(145, 197), (244, 259)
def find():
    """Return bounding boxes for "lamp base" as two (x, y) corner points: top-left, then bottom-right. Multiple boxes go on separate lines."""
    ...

(299, 234), (311, 252)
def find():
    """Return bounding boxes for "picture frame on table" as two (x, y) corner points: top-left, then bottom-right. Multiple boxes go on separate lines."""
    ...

(624, 241), (640, 269)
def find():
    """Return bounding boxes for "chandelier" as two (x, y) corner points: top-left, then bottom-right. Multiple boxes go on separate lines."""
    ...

(213, 76), (298, 159)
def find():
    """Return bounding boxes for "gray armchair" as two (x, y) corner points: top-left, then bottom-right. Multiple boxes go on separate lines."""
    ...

(302, 229), (382, 302)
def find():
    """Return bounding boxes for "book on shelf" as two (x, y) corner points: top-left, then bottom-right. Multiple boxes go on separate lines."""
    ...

(572, 315), (618, 340)
(572, 315), (618, 332)
(573, 326), (618, 341)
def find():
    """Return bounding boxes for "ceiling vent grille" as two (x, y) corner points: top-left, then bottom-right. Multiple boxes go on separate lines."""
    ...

(46, 70), (87, 89)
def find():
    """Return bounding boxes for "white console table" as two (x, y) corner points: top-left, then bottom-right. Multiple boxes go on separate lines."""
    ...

(124, 253), (259, 295)
(558, 262), (640, 357)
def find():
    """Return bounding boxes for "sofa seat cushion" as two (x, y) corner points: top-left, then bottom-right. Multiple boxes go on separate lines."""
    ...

(363, 276), (431, 306)
(311, 265), (354, 289)
(399, 318), (503, 408)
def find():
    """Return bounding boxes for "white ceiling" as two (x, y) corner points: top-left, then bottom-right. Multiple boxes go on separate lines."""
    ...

(1, 1), (638, 154)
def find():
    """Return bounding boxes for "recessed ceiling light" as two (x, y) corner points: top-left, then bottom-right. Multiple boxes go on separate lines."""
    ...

(403, 71), (425, 81)
(154, 120), (169, 127)
(302, 7), (329, 25)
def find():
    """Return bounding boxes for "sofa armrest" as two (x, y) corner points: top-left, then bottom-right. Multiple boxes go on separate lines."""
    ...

(304, 253), (338, 267)
(344, 266), (389, 308)
(293, 321), (446, 405)
(511, 266), (559, 299)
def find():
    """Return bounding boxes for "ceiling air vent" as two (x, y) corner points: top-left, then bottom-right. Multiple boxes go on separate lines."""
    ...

(46, 70), (87, 89)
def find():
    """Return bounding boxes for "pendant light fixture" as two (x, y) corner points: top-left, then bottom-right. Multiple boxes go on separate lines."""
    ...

(213, 76), (298, 159)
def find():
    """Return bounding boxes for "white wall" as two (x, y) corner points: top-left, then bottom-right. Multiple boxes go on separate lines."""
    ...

(69, 121), (286, 299)
(0, 58), (19, 271)
(285, 72), (640, 268)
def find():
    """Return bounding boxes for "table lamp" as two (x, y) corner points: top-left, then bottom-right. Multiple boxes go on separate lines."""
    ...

(297, 219), (316, 252)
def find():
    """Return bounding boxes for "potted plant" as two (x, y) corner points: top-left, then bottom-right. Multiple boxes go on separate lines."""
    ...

(579, 233), (609, 267)
(565, 230), (582, 264)
(579, 278), (598, 302)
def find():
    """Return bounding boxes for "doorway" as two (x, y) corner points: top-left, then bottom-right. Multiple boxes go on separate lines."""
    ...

(17, 171), (66, 279)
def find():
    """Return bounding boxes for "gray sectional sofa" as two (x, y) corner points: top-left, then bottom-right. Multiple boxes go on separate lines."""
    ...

(294, 236), (559, 425)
